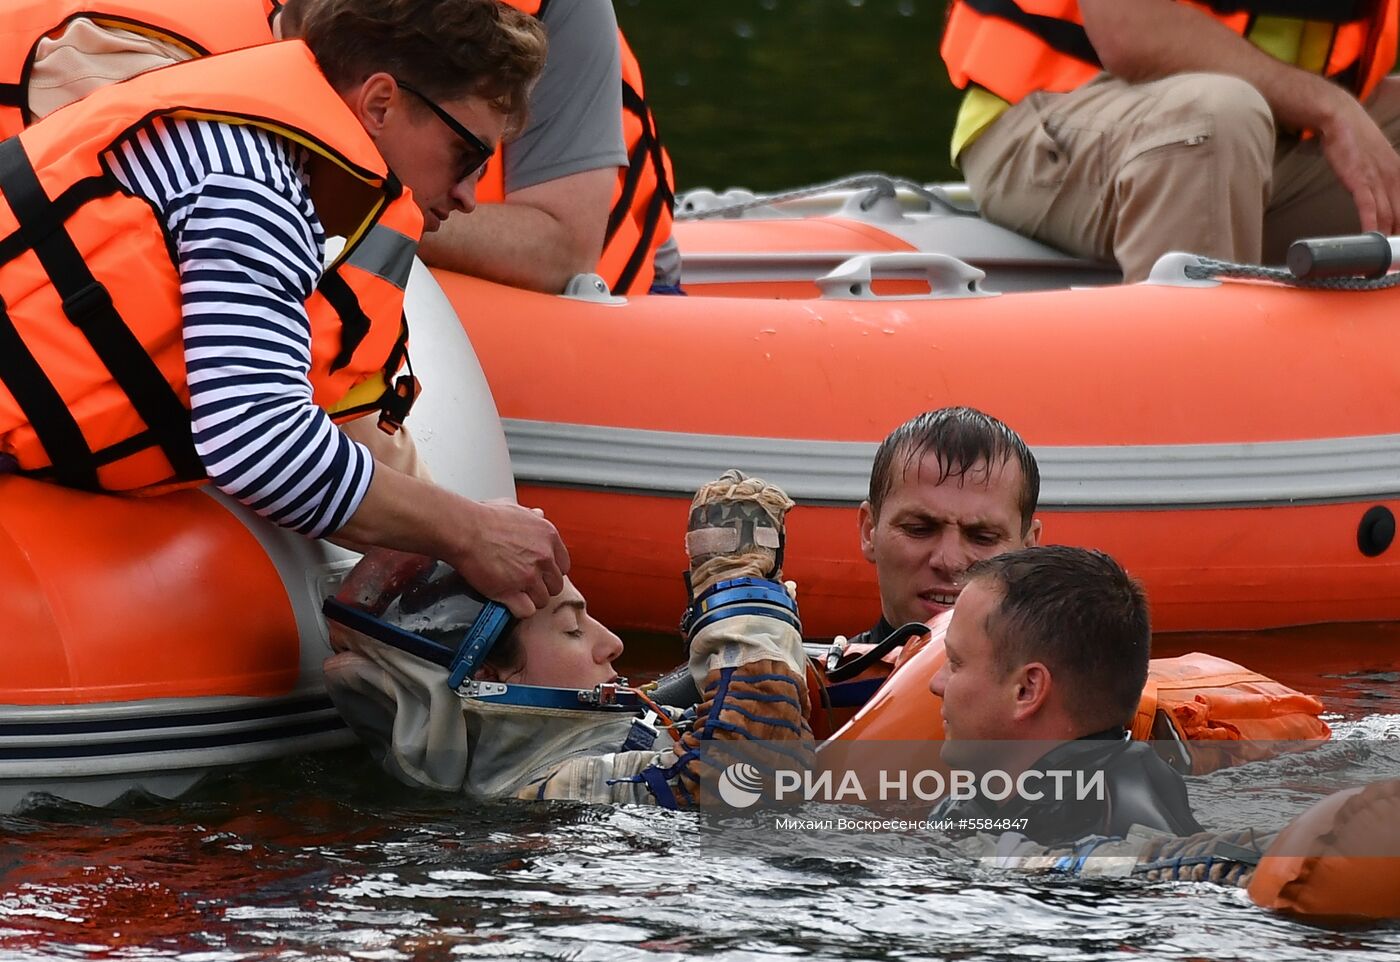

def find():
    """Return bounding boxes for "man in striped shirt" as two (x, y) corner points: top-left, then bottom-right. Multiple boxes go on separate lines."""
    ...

(1, 0), (569, 619)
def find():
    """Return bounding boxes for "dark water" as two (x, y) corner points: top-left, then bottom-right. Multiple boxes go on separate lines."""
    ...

(614, 0), (962, 193)
(2, 628), (1398, 961)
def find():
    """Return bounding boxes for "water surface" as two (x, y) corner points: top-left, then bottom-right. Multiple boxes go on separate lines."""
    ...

(2, 628), (1397, 961)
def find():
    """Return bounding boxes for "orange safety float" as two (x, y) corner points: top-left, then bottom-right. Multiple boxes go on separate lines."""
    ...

(0, 474), (352, 811)
(814, 612), (1328, 764)
(1248, 778), (1400, 924)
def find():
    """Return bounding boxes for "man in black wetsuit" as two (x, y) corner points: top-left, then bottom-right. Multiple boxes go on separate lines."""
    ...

(847, 407), (1042, 650)
(929, 545), (1202, 847)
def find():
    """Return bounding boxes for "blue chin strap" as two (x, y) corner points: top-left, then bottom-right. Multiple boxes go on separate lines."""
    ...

(323, 597), (647, 713)
(322, 596), (514, 690)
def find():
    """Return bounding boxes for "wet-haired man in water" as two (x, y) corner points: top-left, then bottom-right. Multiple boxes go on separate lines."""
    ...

(929, 545), (1202, 846)
(849, 407), (1041, 648)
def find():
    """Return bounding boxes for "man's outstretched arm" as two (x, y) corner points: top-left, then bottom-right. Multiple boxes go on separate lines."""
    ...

(418, 166), (616, 292)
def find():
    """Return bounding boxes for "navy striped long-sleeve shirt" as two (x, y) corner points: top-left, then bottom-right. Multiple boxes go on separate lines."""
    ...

(104, 117), (373, 537)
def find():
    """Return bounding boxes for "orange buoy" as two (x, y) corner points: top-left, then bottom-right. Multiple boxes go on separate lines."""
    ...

(1249, 779), (1400, 923)
(0, 476), (298, 704)
(0, 264), (515, 811)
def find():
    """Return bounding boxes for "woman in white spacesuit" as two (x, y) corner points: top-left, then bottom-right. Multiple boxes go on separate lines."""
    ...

(322, 470), (816, 806)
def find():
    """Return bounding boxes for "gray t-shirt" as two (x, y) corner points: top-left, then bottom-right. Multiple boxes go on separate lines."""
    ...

(504, 0), (627, 194)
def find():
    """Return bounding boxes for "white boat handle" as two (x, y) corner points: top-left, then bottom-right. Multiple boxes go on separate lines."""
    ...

(815, 252), (993, 300)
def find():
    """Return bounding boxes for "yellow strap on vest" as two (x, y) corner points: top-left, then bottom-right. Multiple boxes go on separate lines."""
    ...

(1249, 16), (1336, 73)
(327, 371), (391, 420)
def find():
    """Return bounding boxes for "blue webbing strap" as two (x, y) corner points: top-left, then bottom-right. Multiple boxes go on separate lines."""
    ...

(322, 598), (455, 667)
(639, 762), (681, 809)
(682, 577), (799, 640)
(446, 604), (514, 688)
(321, 596), (515, 687)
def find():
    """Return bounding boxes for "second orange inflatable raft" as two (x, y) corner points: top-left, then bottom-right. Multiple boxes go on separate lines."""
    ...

(435, 222), (1400, 638)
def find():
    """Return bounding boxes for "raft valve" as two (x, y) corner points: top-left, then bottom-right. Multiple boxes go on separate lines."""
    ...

(1357, 505), (1396, 557)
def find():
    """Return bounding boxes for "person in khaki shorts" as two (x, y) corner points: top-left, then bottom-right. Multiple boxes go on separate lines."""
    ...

(940, 0), (1400, 282)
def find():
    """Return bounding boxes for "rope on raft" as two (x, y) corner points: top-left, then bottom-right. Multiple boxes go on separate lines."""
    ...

(1184, 257), (1400, 290)
(675, 173), (966, 221)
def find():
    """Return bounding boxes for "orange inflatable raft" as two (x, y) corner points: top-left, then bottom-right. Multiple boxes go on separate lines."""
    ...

(0, 264), (515, 812)
(436, 180), (1400, 638)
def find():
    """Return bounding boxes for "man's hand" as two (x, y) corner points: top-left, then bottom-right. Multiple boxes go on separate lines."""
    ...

(1318, 89), (1400, 235)
(334, 462), (569, 619)
(445, 498), (569, 618)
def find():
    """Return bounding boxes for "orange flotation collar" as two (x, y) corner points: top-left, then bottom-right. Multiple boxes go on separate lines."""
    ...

(817, 613), (1330, 769)
(1249, 779), (1400, 924)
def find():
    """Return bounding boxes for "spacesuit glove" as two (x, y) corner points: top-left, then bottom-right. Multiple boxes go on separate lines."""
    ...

(685, 469), (794, 596)
(1135, 828), (1269, 887)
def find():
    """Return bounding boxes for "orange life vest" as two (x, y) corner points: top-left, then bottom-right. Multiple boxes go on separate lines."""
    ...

(0, 2), (422, 449)
(480, 0), (676, 295)
(0, 41), (414, 493)
(0, 0), (279, 138)
(941, 0), (1399, 106)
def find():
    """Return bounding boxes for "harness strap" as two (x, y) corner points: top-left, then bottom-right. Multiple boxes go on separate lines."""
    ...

(608, 83), (674, 295)
(0, 176), (120, 267)
(620, 714), (661, 752)
(639, 763), (681, 809)
(317, 271), (373, 373)
(0, 138), (203, 486)
(606, 84), (650, 244)
(961, 0), (1371, 75)
(386, 314), (410, 374)
(0, 296), (98, 488)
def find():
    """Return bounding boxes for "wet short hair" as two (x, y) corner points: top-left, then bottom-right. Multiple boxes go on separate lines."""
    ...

(965, 546), (1150, 733)
(866, 407), (1040, 533)
(301, 0), (546, 132)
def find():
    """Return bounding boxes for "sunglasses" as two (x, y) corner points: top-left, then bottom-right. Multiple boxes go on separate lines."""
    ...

(396, 79), (494, 182)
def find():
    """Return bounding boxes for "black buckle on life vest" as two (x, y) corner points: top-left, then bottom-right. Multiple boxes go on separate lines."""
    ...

(62, 281), (114, 325)
(377, 373), (420, 436)
(0, 137), (201, 487)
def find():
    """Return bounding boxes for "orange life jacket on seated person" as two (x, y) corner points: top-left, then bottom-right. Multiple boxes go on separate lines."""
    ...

(0, 0), (418, 433)
(0, 0), (278, 139)
(0, 41), (417, 493)
(482, 0), (676, 296)
(941, 0), (1399, 107)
